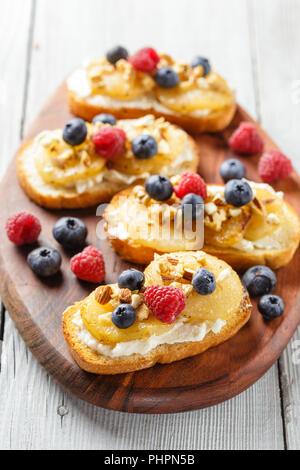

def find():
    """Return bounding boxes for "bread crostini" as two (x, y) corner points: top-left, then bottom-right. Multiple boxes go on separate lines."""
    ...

(63, 251), (252, 375)
(67, 47), (236, 133)
(17, 114), (198, 209)
(104, 175), (300, 269)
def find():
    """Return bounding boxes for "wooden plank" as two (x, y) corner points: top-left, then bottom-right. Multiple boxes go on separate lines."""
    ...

(0, 0), (34, 177)
(0, 0), (34, 368)
(0, 0), (285, 449)
(248, 0), (300, 449)
(248, 0), (300, 171)
(0, 314), (284, 450)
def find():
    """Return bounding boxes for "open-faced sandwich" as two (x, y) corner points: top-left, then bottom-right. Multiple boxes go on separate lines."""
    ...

(104, 172), (300, 269)
(63, 251), (252, 374)
(67, 46), (236, 133)
(17, 114), (198, 209)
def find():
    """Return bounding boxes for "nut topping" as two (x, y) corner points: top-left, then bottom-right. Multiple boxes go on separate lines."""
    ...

(95, 285), (113, 304)
(182, 268), (195, 281)
(136, 303), (150, 321)
(167, 257), (179, 266)
(119, 288), (132, 304)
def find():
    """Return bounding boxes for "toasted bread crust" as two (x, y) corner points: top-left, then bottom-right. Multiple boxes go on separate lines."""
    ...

(68, 90), (236, 133)
(105, 186), (300, 269)
(63, 290), (251, 375)
(17, 136), (198, 209)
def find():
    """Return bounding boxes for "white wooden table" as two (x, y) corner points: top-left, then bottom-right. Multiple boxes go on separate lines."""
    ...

(1, 0), (300, 450)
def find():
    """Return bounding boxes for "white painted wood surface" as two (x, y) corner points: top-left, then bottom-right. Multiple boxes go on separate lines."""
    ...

(0, 0), (300, 450)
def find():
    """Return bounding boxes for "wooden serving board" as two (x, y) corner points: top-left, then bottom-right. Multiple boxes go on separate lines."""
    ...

(0, 82), (300, 414)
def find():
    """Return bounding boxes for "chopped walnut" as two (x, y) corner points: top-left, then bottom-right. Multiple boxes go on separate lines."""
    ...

(119, 288), (132, 304)
(136, 303), (150, 321)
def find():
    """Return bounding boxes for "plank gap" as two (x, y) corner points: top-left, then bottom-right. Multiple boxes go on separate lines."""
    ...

(277, 360), (288, 450)
(20, 0), (37, 139)
(0, 301), (5, 370)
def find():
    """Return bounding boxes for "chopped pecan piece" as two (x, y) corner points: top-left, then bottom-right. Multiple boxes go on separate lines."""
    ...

(167, 257), (179, 266)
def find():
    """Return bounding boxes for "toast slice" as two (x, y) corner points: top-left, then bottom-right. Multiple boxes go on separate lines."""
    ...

(17, 115), (198, 209)
(63, 251), (252, 375)
(67, 52), (236, 133)
(104, 180), (300, 269)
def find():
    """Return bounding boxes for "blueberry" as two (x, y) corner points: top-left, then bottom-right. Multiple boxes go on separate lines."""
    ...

(106, 45), (128, 64)
(192, 268), (216, 295)
(92, 113), (116, 126)
(145, 175), (173, 202)
(258, 295), (284, 320)
(62, 118), (87, 146)
(191, 56), (211, 76)
(181, 193), (204, 220)
(111, 304), (136, 329)
(27, 246), (61, 277)
(132, 134), (158, 159)
(224, 179), (253, 207)
(220, 159), (246, 182)
(154, 67), (179, 88)
(53, 217), (87, 249)
(118, 268), (145, 291)
(242, 265), (277, 297)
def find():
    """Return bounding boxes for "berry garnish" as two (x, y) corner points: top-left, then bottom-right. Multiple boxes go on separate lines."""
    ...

(192, 268), (216, 295)
(229, 122), (264, 155)
(242, 265), (277, 297)
(219, 158), (246, 182)
(70, 245), (105, 283)
(144, 285), (186, 324)
(258, 295), (284, 321)
(62, 118), (87, 146)
(191, 56), (211, 76)
(6, 211), (41, 245)
(174, 171), (207, 200)
(132, 134), (158, 159)
(181, 193), (204, 220)
(27, 247), (61, 277)
(128, 47), (160, 73)
(92, 127), (126, 159)
(53, 217), (87, 249)
(258, 150), (293, 183)
(118, 268), (144, 291)
(106, 45), (128, 64)
(224, 179), (253, 207)
(111, 304), (136, 329)
(92, 113), (117, 126)
(154, 66), (179, 88)
(145, 175), (173, 201)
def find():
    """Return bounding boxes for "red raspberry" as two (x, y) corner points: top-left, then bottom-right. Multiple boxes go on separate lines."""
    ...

(229, 122), (264, 155)
(92, 127), (126, 159)
(128, 47), (160, 73)
(258, 150), (293, 183)
(70, 245), (106, 283)
(6, 211), (41, 245)
(144, 285), (186, 324)
(174, 172), (207, 200)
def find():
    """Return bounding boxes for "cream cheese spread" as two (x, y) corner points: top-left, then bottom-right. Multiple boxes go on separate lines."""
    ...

(67, 67), (212, 118)
(72, 310), (226, 358)
(33, 129), (194, 194)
